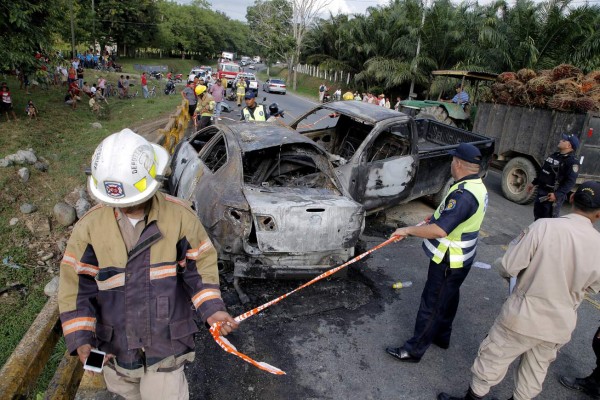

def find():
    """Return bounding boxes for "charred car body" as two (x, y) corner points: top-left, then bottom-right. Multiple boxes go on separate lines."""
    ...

(167, 124), (365, 279)
(289, 101), (495, 212)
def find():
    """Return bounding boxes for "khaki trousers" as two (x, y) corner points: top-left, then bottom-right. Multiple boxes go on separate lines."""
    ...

(470, 323), (562, 400)
(103, 364), (189, 400)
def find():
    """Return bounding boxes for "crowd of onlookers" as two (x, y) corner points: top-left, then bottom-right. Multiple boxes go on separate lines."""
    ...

(318, 83), (402, 111)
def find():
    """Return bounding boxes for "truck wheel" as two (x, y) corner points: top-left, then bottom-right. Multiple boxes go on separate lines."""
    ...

(501, 157), (538, 204)
(427, 176), (454, 207)
(416, 106), (457, 127)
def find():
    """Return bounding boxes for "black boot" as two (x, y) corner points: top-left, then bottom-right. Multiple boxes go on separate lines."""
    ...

(559, 375), (600, 398)
(437, 387), (483, 400)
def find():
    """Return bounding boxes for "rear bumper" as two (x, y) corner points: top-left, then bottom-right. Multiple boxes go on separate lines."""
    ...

(232, 249), (355, 279)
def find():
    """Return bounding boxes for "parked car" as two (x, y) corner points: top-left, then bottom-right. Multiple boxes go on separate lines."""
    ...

(167, 123), (365, 280)
(263, 78), (286, 94)
(289, 101), (495, 211)
(188, 68), (206, 83)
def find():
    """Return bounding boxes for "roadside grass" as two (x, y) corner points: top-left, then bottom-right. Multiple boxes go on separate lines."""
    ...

(117, 57), (215, 76)
(0, 71), (181, 396)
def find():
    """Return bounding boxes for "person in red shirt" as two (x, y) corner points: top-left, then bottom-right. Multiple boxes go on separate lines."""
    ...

(68, 65), (76, 85)
(1, 82), (18, 121)
(68, 81), (81, 109)
(141, 72), (148, 98)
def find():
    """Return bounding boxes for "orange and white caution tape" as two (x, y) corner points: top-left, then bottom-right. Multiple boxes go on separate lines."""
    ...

(210, 221), (426, 374)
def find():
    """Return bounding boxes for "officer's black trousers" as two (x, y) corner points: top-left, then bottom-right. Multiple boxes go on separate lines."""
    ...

(533, 190), (563, 220)
(403, 257), (472, 359)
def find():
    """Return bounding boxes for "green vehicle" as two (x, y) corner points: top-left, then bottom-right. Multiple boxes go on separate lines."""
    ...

(399, 70), (498, 128)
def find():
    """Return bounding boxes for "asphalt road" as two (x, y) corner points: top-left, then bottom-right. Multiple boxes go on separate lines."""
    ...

(181, 89), (600, 399)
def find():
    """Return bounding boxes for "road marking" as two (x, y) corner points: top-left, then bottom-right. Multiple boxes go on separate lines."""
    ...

(585, 295), (600, 310)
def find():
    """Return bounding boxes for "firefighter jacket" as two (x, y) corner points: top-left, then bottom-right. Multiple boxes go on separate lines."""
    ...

(532, 151), (579, 202)
(58, 192), (225, 373)
(423, 177), (488, 268)
(195, 93), (215, 116)
(236, 80), (246, 96)
(242, 104), (267, 121)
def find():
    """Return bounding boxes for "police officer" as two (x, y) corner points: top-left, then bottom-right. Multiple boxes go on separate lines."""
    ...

(241, 91), (269, 121)
(527, 134), (579, 220)
(559, 326), (600, 398)
(386, 143), (488, 363)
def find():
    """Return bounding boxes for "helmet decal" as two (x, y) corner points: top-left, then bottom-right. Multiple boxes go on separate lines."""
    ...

(104, 181), (126, 198)
(133, 177), (147, 192)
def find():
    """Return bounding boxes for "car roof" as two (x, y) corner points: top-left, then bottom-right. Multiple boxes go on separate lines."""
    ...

(269, 78), (284, 82)
(318, 101), (411, 125)
(224, 123), (325, 153)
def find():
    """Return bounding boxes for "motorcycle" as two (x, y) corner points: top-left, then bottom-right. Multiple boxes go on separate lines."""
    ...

(150, 71), (163, 80)
(164, 80), (176, 95)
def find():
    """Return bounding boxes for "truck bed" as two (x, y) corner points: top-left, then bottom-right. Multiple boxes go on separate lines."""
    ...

(415, 118), (493, 155)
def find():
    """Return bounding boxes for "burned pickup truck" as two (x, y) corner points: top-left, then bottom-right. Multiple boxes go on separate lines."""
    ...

(289, 101), (495, 211)
(167, 123), (365, 280)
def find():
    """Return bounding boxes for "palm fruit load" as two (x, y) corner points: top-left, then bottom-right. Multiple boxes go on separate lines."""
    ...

(487, 64), (600, 113)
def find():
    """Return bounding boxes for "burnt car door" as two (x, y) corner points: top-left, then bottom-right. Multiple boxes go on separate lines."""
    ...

(169, 126), (220, 195)
(348, 121), (419, 211)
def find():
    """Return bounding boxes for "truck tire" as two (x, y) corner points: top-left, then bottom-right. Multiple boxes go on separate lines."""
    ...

(416, 106), (457, 127)
(501, 157), (538, 204)
(427, 176), (454, 207)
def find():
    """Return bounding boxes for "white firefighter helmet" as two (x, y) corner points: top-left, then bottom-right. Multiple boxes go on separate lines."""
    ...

(88, 128), (169, 207)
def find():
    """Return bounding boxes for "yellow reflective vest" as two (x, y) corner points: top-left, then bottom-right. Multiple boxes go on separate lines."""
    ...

(242, 104), (267, 121)
(422, 178), (488, 268)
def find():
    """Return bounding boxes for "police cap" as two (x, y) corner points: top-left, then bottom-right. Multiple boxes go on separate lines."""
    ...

(448, 143), (482, 165)
(574, 181), (600, 209)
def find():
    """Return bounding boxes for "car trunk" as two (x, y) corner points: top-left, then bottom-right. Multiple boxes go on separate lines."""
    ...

(242, 186), (363, 253)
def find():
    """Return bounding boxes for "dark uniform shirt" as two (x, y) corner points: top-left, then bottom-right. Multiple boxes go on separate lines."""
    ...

(432, 174), (480, 235)
(532, 151), (579, 200)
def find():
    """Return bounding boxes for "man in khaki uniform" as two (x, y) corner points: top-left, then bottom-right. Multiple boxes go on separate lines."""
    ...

(439, 181), (600, 400)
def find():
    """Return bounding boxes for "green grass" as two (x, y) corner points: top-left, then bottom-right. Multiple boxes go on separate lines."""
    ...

(0, 70), (183, 397)
(117, 57), (215, 75)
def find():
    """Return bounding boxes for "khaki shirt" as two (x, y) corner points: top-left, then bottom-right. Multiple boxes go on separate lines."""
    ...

(497, 213), (600, 343)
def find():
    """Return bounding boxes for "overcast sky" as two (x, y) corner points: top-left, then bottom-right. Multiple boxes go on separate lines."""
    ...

(190, 0), (390, 22)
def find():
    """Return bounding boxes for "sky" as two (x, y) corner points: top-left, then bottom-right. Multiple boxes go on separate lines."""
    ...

(205, 0), (390, 22)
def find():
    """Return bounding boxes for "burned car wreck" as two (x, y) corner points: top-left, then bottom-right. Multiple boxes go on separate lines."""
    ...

(167, 123), (365, 281)
(289, 101), (494, 212)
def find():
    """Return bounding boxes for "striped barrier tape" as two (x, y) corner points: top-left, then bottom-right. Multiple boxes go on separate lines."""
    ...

(209, 222), (426, 375)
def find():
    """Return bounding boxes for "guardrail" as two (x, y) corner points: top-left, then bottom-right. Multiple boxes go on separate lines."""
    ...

(159, 98), (191, 154)
(0, 295), (84, 399)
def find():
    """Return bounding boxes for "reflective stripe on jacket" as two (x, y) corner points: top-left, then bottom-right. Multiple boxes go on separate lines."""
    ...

(423, 178), (488, 268)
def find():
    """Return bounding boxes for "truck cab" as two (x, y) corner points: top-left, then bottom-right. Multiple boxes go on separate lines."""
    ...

(217, 62), (241, 87)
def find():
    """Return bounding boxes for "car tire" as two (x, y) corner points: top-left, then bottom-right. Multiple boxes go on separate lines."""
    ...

(501, 157), (538, 204)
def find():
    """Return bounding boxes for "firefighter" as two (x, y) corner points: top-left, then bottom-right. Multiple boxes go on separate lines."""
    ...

(527, 134), (579, 220)
(241, 91), (268, 122)
(235, 77), (246, 107)
(386, 143), (488, 363)
(193, 85), (215, 129)
(58, 129), (238, 399)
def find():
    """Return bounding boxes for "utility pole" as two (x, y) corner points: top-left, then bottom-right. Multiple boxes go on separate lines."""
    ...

(70, 0), (76, 58)
(408, 0), (427, 99)
(92, 0), (96, 53)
